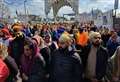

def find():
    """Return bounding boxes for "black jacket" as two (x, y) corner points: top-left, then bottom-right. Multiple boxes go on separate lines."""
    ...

(40, 47), (51, 74)
(28, 54), (46, 82)
(4, 56), (19, 82)
(49, 48), (83, 82)
(82, 45), (109, 80)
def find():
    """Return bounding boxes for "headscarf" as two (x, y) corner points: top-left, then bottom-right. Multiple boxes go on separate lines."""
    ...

(20, 37), (37, 76)
(44, 33), (52, 46)
(32, 35), (46, 49)
(24, 37), (37, 56)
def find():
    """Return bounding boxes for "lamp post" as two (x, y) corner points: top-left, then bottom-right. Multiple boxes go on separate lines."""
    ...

(24, 0), (27, 23)
(24, 0), (27, 16)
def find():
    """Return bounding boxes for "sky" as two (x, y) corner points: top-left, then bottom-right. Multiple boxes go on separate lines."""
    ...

(3, 0), (117, 18)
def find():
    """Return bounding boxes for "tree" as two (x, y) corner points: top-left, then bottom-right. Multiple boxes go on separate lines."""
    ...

(0, 0), (10, 18)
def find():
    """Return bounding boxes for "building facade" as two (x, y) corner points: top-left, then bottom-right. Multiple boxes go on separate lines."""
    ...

(77, 9), (113, 29)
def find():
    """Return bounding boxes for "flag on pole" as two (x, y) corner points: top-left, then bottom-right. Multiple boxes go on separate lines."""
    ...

(114, 0), (119, 9)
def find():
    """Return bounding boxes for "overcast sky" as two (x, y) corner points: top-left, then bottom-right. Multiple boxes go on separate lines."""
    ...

(4, 0), (117, 17)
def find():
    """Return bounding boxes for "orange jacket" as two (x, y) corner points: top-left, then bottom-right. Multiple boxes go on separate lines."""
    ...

(76, 32), (89, 47)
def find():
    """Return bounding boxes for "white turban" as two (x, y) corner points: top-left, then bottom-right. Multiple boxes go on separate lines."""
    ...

(89, 32), (101, 42)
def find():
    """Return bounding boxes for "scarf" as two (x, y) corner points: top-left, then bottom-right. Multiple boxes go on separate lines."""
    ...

(85, 46), (97, 79)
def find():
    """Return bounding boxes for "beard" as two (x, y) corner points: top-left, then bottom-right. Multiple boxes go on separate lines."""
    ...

(92, 41), (101, 47)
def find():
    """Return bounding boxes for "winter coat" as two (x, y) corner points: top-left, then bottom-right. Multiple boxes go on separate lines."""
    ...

(20, 54), (35, 77)
(40, 47), (50, 74)
(82, 45), (109, 80)
(106, 46), (120, 81)
(76, 32), (89, 47)
(49, 48), (83, 82)
(0, 59), (9, 82)
(52, 31), (59, 41)
(4, 56), (19, 82)
(28, 54), (46, 82)
(23, 28), (32, 37)
(107, 38), (119, 57)
(101, 33), (111, 47)
(9, 32), (25, 66)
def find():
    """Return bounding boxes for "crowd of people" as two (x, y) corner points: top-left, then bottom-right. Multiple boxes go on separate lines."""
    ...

(0, 21), (120, 82)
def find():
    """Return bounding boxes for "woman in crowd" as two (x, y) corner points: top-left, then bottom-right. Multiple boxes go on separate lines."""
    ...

(43, 34), (58, 53)
(32, 34), (51, 81)
(20, 37), (46, 82)
(0, 42), (20, 82)
(0, 28), (12, 47)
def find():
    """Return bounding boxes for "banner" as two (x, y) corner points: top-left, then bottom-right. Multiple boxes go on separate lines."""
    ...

(114, 0), (119, 9)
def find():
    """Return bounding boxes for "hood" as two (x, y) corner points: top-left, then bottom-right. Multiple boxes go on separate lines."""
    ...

(24, 37), (38, 56)
(32, 35), (46, 49)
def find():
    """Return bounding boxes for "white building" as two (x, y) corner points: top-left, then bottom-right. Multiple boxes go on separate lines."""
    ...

(76, 12), (92, 23)
(77, 9), (113, 29)
(102, 10), (113, 29)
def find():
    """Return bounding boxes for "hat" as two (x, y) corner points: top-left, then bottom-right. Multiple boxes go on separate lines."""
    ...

(59, 33), (71, 43)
